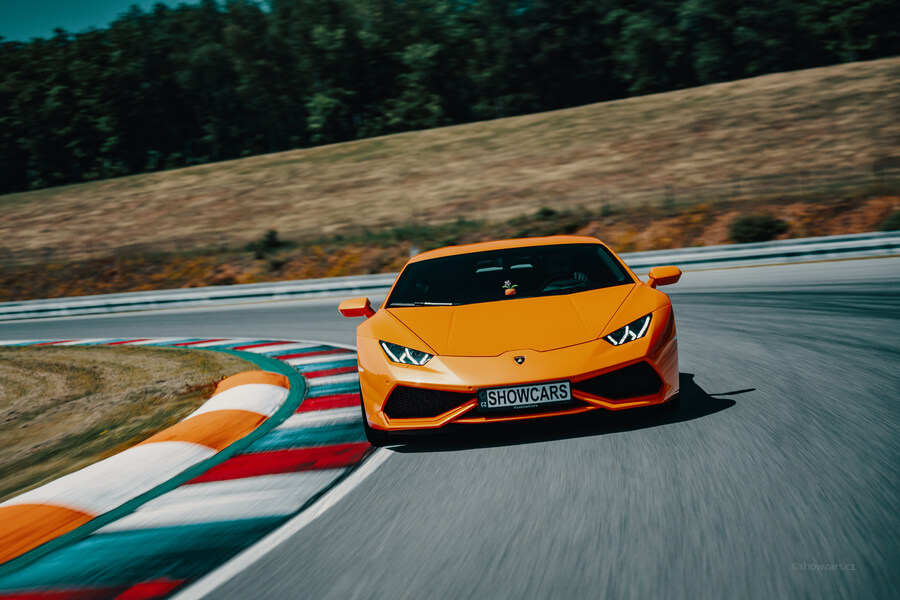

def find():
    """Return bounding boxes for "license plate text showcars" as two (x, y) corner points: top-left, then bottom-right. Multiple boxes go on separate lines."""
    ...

(478, 381), (571, 410)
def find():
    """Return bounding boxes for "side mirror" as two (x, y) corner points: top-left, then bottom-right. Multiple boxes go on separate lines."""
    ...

(339, 297), (375, 318)
(647, 266), (681, 288)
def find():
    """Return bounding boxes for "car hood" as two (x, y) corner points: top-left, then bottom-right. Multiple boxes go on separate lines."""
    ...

(386, 284), (636, 356)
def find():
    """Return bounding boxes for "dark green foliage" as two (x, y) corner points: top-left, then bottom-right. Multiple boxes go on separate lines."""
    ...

(879, 210), (900, 231)
(247, 229), (288, 258)
(536, 207), (558, 220)
(728, 215), (790, 243)
(0, 0), (897, 194)
(353, 217), (483, 250)
(512, 207), (592, 238)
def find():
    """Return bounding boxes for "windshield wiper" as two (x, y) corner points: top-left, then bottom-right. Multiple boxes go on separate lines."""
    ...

(389, 301), (459, 307)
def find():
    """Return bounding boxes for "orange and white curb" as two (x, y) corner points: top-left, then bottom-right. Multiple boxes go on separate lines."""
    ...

(0, 370), (290, 564)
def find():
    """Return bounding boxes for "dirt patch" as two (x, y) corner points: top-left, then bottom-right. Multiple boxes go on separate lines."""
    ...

(0, 346), (254, 502)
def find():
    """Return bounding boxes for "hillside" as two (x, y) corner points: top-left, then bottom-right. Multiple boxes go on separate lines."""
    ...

(1, 57), (898, 267)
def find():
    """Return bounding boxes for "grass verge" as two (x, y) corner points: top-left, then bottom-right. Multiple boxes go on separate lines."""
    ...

(0, 345), (254, 503)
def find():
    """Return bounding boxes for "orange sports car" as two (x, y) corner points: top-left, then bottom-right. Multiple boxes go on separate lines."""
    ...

(339, 235), (681, 446)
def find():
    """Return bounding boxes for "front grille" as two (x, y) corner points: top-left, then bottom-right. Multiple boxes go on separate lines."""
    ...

(574, 362), (663, 400)
(383, 386), (473, 419)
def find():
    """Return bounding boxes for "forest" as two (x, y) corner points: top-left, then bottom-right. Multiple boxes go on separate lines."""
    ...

(0, 0), (897, 195)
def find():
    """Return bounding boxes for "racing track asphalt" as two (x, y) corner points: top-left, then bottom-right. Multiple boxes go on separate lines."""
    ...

(1, 257), (898, 599)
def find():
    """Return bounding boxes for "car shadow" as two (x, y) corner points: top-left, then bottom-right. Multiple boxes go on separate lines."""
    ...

(389, 373), (746, 453)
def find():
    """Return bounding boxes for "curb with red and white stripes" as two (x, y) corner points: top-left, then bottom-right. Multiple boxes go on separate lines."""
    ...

(0, 370), (290, 565)
(0, 338), (375, 600)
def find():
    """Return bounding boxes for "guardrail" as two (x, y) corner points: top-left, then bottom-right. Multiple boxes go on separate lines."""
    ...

(620, 231), (900, 269)
(1, 232), (897, 321)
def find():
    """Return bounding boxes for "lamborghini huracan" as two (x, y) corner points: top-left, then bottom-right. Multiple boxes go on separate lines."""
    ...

(339, 235), (681, 446)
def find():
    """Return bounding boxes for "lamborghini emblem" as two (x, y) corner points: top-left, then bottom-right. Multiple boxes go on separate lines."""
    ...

(514, 356), (526, 365)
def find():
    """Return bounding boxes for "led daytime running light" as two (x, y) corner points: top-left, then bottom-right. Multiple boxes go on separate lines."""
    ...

(604, 314), (652, 346)
(380, 341), (433, 365)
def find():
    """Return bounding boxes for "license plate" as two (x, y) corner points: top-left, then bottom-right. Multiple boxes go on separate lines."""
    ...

(477, 381), (571, 412)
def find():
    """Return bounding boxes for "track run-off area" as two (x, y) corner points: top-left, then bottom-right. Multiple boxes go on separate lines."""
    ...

(0, 257), (898, 599)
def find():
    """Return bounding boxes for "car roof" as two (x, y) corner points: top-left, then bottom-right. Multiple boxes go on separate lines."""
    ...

(408, 235), (608, 263)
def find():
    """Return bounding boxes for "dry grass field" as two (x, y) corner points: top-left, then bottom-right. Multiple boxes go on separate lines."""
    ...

(0, 346), (253, 502)
(1, 57), (898, 262)
(1, 193), (895, 301)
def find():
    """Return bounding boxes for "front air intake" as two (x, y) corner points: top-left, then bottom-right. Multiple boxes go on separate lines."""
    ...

(574, 362), (663, 400)
(383, 386), (473, 419)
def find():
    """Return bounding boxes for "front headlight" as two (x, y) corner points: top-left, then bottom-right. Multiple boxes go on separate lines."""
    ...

(604, 314), (651, 346)
(380, 341), (434, 365)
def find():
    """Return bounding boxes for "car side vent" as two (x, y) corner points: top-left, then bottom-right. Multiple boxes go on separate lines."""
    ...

(574, 362), (663, 399)
(383, 386), (473, 419)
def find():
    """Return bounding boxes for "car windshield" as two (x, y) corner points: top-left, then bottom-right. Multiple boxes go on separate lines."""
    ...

(387, 243), (634, 307)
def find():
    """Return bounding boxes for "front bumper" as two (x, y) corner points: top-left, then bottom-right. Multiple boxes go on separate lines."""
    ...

(359, 306), (678, 431)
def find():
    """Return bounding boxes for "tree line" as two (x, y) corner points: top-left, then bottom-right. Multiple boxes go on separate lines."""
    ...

(0, 0), (896, 194)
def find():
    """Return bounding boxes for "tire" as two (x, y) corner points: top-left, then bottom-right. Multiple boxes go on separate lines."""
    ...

(361, 394), (393, 446)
